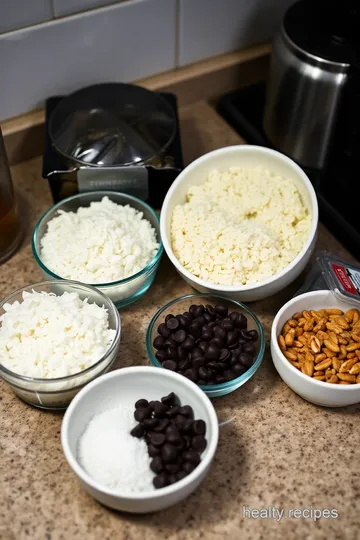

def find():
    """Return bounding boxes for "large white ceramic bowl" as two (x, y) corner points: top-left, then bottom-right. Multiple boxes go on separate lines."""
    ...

(160, 145), (318, 302)
(271, 290), (360, 407)
(61, 366), (219, 513)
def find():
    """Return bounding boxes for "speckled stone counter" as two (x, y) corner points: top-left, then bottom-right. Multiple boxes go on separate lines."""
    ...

(1, 103), (359, 540)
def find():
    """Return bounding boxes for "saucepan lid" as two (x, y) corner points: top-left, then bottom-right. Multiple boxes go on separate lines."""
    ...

(48, 83), (177, 167)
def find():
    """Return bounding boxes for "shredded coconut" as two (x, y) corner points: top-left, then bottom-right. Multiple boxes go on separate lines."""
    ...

(78, 405), (155, 492)
(0, 290), (115, 378)
(171, 167), (312, 286)
(40, 196), (159, 284)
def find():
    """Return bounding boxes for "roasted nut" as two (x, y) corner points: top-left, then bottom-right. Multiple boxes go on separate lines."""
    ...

(280, 308), (360, 384)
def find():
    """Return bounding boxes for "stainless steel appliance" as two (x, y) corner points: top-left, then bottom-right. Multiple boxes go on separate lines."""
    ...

(263, 0), (360, 171)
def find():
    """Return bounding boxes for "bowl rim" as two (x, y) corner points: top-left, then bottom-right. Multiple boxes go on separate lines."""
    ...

(32, 191), (164, 287)
(160, 145), (319, 292)
(146, 293), (265, 392)
(271, 290), (360, 392)
(0, 279), (121, 384)
(61, 366), (219, 500)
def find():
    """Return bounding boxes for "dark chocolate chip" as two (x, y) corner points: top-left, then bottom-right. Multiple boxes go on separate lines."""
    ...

(205, 344), (220, 361)
(215, 304), (228, 317)
(205, 304), (216, 318)
(161, 443), (178, 463)
(198, 341), (209, 353)
(240, 329), (252, 341)
(193, 316), (206, 327)
(243, 341), (256, 354)
(163, 360), (178, 371)
(188, 323), (202, 339)
(201, 327), (214, 341)
(150, 456), (164, 473)
(226, 330), (238, 346)
(134, 407), (151, 422)
(143, 417), (159, 430)
(167, 317), (180, 331)
(182, 461), (196, 474)
(182, 337), (196, 350)
(184, 368), (198, 382)
(183, 450), (201, 465)
(166, 426), (182, 444)
(153, 401), (168, 417)
(153, 473), (168, 489)
(198, 366), (210, 380)
(153, 418), (170, 432)
(176, 346), (186, 361)
(191, 348), (203, 360)
(135, 399), (149, 409)
(236, 313), (248, 329)
(181, 419), (194, 434)
(166, 406), (179, 418)
(192, 357), (205, 370)
(215, 375), (225, 384)
(130, 424), (145, 438)
(182, 311), (193, 321)
(155, 350), (168, 363)
(221, 320), (234, 331)
(219, 348), (231, 362)
(166, 346), (178, 360)
(179, 405), (194, 419)
(176, 470), (188, 481)
(192, 419), (206, 435)
(210, 337), (224, 349)
(239, 352), (254, 367)
(161, 392), (176, 406)
(148, 444), (160, 457)
(165, 463), (180, 474)
(189, 304), (200, 317)
(158, 323), (171, 338)
(168, 474), (178, 485)
(233, 363), (246, 377)
(192, 435), (207, 452)
(197, 379), (206, 385)
(149, 432), (166, 446)
(174, 329), (187, 343)
(163, 338), (177, 349)
(178, 358), (190, 371)
(165, 314), (175, 323)
(174, 414), (187, 429)
(153, 336), (166, 350)
(177, 315), (190, 328)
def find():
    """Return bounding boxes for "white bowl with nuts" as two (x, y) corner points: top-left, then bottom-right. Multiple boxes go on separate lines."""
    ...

(271, 290), (360, 407)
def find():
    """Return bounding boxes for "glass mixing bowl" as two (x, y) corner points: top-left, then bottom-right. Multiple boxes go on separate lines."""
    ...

(32, 191), (163, 308)
(146, 293), (265, 398)
(0, 280), (121, 409)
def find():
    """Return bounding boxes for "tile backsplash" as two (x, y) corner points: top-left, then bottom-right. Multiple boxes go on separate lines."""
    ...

(0, 0), (292, 121)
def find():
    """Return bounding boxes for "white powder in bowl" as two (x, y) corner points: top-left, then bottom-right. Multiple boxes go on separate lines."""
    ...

(78, 405), (155, 492)
(40, 196), (159, 284)
(0, 290), (115, 378)
(171, 167), (312, 286)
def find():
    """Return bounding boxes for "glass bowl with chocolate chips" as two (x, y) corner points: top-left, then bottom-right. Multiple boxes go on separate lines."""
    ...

(146, 293), (265, 398)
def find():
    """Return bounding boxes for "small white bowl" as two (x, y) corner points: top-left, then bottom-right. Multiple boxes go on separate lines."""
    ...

(160, 145), (318, 302)
(61, 366), (219, 513)
(271, 290), (360, 407)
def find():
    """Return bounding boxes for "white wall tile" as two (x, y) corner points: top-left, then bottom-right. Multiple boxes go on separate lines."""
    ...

(53, 0), (125, 18)
(0, 0), (176, 120)
(0, 0), (52, 34)
(178, 0), (295, 66)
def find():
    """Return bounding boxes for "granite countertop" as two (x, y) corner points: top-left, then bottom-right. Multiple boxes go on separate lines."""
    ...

(1, 102), (359, 540)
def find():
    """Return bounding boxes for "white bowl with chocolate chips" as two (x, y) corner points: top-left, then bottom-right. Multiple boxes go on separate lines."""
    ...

(271, 290), (360, 407)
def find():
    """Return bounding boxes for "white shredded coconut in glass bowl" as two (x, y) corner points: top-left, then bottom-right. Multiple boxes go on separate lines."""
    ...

(171, 166), (312, 286)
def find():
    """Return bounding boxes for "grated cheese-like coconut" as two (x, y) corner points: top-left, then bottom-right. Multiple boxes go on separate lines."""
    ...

(40, 196), (159, 284)
(0, 290), (115, 378)
(171, 167), (312, 286)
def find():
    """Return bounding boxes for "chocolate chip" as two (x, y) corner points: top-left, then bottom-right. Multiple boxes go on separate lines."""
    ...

(143, 417), (158, 430)
(182, 337), (196, 350)
(150, 456), (164, 473)
(183, 450), (201, 465)
(192, 357), (205, 370)
(148, 444), (160, 457)
(158, 323), (171, 338)
(205, 304), (216, 318)
(179, 405), (194, 419)
(167, 317), (180, 331)
(165, 314), (175, 323)
(155, 350), (168, 362)
(161, 443), (178, 463)
(239, 352), (253, 367)
(166, 426), (181, 444)
(176, 346), (186, 361)
(198, 341), (209, 353)
(153, 336), (166, 350)
(174, 414), (187, 429)
(205, 344), (220, 361)
(165, 463), (180, 474)
(192, 435), (207, 452)
(149, 432), (166, 446)
(182, 311), (193, 321)
(221, 319), (234, 331)
(166, 346), (178, 360)
(215, 375), (225, 384)
(174, 329), (187, 343)
(236, 313), (248, 329)
(161, 392), (176, 406)
(134, 407), (151, 422)
(198, 379), (206, 385)
(176, 470), (188, 481)
(248, 329), (259, 341)
(214, 326), (226, 340)
(130, 424), (145, 438)
(135, 399), (149, 409)
(210, 337), (224, 349)
(188, 323), (202, 339)
(240, 329), (252, 341)
(182, 462), (196, 474)
(153, 418), (170, 432)
(191, 348), (203, 360)
(243, 341), (256, 354)
(233, 363), (246, 377)
(166, 406), (179, 418)
(153, 401), (168, 417)
(177, 315), (190, 328)
(215, 304), (228, 317)
(219, 348), (231, 362)
(153, 473), (168, 489)
(201, 327), (214, 341)
(168, 474), (178, 485)
(189, 304), (199, 317)
(178, 358), (190, 371)
(193, 316), (206, 327)
(198, 366), (210, 380)
(163, 360), (178, 371)
(226, 330), (238, 346)
(184, 368), (198, 382)
(192, 419), (206, 435)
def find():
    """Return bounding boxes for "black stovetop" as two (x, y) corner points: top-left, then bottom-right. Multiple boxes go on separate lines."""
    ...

(218, 83), (360, 261)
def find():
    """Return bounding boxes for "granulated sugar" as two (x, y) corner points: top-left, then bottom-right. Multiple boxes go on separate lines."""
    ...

(78, 405), (155, 492)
